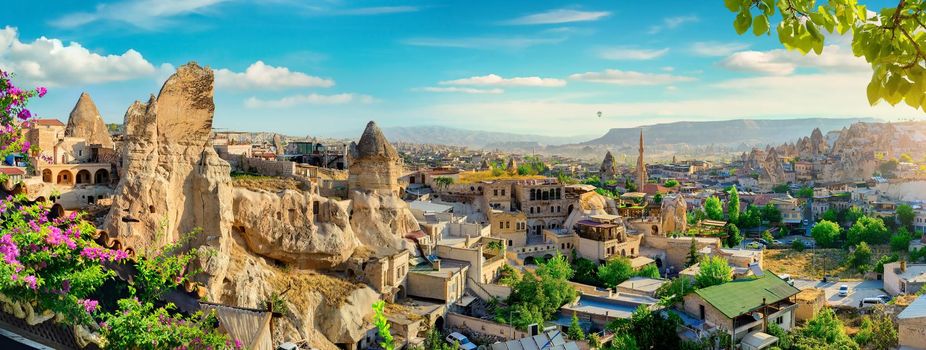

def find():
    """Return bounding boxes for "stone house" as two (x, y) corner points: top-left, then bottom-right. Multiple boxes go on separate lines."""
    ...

(406, 259), (469, 304)
(512, 178), (573, 236)
(488, 210), (527, 248)
(682, 273), (799, 346)
(792, 288), (825, 322)
(884, 261), (926, 296)
(898, 295), (926, 349)
(769, 195), (803, 225)
(435, 236), (506, 284)
(348, 249), (410, 302)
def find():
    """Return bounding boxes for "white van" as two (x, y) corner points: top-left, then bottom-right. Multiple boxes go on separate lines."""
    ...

(859, 297), (886, 309)
(779, 274), (794, 286)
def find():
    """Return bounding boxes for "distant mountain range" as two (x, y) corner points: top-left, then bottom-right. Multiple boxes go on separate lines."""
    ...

(378, 125), (591, 148)
(582, 118), (876, 147)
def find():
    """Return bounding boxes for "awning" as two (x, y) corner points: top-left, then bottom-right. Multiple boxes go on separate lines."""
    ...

(455, 296), (476, 308)
(740, 331), (778, 350)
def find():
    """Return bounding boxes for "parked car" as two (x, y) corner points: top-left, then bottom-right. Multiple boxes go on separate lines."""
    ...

(746, 242), (766, 250)
(779, 274), (795, 286)
(877, 294), (892, 303)
(838, 285), (849, 297)
(446, 332), (477, 350)
(860, 297), (886, 309)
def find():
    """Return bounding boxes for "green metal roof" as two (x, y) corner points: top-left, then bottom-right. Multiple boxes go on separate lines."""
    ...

(694, 272), (800, 319)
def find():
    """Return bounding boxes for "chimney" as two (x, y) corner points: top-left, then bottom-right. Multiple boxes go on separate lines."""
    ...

(901, 260), (907, 273)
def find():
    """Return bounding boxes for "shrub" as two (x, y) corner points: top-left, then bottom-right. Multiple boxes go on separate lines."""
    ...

(791, 239), (806, 252)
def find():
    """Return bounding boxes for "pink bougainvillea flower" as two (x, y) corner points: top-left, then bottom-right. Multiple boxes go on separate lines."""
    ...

(23, 275), (37, 290)
(36, 87), (46, 97)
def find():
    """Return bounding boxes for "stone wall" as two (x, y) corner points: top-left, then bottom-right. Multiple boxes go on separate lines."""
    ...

(239, 157), (296, 177)
(445, 312), (526, 340)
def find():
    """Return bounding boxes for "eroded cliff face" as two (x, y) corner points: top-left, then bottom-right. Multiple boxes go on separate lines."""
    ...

(104, 63), (417, 349)
(231, 188), (359, 268)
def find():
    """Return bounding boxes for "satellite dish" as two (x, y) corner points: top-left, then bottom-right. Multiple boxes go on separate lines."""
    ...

(597, 111), (603, 118)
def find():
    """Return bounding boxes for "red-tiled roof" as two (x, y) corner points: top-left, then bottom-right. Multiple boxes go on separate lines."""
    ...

(0, 167), (25, 175)
(33, 119), (65, 127)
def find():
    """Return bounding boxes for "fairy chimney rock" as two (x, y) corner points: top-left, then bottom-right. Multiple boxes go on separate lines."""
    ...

(66, 92), (115, 149)
(348, 121), (401, 195)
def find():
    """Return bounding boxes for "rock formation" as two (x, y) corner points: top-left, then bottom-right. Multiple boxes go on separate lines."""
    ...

(231, 188), (358, 268)
(65, 92), (115, 149)
(105, 63), (231, 296)
(104, 64), (421, 349)
(660, 194), (687, 235)
(599, 151), (617, 182)
(348, 121), (402, 195)
(273, 134), (284, 156)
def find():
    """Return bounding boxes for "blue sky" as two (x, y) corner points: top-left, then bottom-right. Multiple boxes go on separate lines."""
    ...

(0, 0), (917, 137)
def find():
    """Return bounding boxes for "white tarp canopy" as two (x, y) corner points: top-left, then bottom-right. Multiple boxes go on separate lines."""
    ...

(741, 331), (778, 350)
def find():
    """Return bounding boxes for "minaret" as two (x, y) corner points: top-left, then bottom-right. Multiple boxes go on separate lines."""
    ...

(635, 129), (647, 191)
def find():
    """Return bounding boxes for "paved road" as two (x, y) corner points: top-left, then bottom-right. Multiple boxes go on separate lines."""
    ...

(793, 279), (886, 308)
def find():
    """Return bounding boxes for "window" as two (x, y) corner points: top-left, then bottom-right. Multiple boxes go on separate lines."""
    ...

(501, 189), (506, 196)
(494, 189), (498, 196)
(530, 207), (534, 214)
(776, 316), (783, 324)
(499, 222), (503, 229)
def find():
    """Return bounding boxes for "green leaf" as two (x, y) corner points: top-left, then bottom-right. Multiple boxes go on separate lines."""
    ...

(762, 0), (775, 15)
(753, 15), (770, 36)
(734, 10), (752, 35)
(866, 78), (881, 105)
(725, 0), (742, 12)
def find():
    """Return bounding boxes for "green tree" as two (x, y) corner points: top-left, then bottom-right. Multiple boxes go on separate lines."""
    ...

(723, 0), (926, 111)
(607, 306), (682, 350)
(567, 312), (586, 341)
(655, 278), (694, 306)
(498, 264), (521, 286)
(768, 323), (792, 350)
(420, 328), (455, 350)
(891, 227), (914, 252)
(792, 239), (807, 252)
(847, 216), (890, 245)
(812, 220), (841, 248)
(695, 256), (733, 288)
(598, 257), (634, 288)
(636, 264), (661, 279)
(846, 206), (865, 225)
(762, 229), (775, 245)
(821, 208), (840, 223)
(850, 242), (873, 272)
(739, 204), (762, 228)
(372, 300), (394, 350)
(610, 334), (640, 350)
(501, 252), (576, 328)
(796, 186), (814, 198)
(727, 185), (741, 223)
(772, 183), (790, 193)
(762, 203), (783, 224)
(726, 223), (743, 248)
(664, 179), (679, 188)
(571, 257), (601, 286)
(794, 308), (858, 349)
(855, 308), (898, 350)
(685, 238), (699, 267)
(897, 204), (916, 230)
(704, 196), (724, 221)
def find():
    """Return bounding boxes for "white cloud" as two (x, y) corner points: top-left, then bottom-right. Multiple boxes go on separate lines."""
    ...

(440, 74), (566, 87)
(599, 47), (669, 60)
(569, 69), (695, 85)
(720, 44), (868, 75)
(504, 9), (610, 25)
(244, 93), (375, 108)
(402, 36), (565, 49)
(416, 87), (504, 94)
(648, 15), (699, 34)
(0, 26), (160, 87)
(418, 71), (915, 135)
(51, 0), (229, 29)
(214, 61), (333, 90)
(690, 41), (751, 57)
